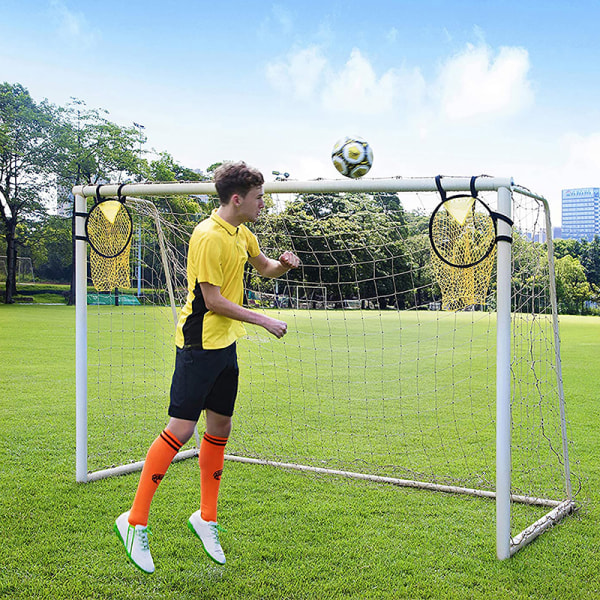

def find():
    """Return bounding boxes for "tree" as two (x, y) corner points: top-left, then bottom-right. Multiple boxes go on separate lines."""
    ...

(580, 235), (600, 289)
(26, 214), (72, 282)
(56, 99), (147, 187)
(555, 254), (593, 314)
(252, 192), (412, 308)
(553, 238), (582, 260)
(0, 83), (59, 303)
(55, 99), (151, 303)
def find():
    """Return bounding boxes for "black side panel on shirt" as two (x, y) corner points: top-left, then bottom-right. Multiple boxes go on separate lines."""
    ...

(181, 281), (208, 348)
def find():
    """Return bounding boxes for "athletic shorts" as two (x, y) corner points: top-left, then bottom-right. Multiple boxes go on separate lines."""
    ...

(168, 343), (239, 420)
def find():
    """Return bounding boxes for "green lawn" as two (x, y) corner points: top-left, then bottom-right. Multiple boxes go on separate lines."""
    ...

(0, 305), (598, 599)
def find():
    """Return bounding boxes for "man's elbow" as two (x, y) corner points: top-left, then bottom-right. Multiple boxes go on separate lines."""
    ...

(202, 291), (220, 312)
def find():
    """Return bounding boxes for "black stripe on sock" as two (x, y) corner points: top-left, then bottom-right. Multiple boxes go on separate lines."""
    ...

(203, 433), (228, 447)
(161, 430), (182, 452)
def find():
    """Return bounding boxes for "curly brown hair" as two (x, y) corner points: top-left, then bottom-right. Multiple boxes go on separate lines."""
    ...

(213, 161), (264, 205)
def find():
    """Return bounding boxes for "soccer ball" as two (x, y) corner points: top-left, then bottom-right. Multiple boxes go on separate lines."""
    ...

(331, 137), (373, 178)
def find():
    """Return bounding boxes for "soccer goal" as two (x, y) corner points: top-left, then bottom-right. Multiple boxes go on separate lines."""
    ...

(0, 255), (35, 283)
(73, 176), (577, 560)
(292, 284), (327, 309)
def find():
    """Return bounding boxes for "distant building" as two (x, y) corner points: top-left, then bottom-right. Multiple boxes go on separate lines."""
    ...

(561, 188), (600, 241)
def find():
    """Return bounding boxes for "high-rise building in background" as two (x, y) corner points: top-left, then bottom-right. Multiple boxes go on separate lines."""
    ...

(561, 188), (600, 241)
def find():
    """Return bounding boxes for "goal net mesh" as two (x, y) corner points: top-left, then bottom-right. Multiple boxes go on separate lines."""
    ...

(85, 183), (577, 538)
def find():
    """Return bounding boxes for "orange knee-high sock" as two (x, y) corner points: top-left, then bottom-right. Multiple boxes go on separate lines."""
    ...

(199, 432), (228, 522)
(129, 429), (182, 526)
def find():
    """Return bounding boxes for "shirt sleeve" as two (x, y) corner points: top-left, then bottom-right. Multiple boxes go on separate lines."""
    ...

(245, 228), (261, 258)
(189, 228), (223, 287)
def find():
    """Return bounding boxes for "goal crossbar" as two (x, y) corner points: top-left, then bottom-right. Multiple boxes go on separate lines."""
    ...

(73, 176), (515, 199)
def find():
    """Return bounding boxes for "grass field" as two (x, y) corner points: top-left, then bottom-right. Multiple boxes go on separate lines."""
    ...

(1, 305), (599, 599)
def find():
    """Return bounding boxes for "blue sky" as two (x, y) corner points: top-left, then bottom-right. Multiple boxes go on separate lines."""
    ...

(2, 0), (600, 223)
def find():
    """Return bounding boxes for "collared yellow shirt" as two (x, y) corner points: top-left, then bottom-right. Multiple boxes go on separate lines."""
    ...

(175, 210), (260, 350)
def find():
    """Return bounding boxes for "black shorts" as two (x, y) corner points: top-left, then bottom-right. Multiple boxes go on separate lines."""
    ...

(168, 343), (239, 421)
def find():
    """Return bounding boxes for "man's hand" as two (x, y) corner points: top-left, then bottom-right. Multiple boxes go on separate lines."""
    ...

(279, 251), (300, 271)
(261, 315), (288, 338)
(201, 281), (289, 339)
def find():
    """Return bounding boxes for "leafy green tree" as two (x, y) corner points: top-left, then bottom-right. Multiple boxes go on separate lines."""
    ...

(0, 83), (59, 302)
(252, 192), (412, 308)
(26, 214), (72, 282)
(56, 99), (147, 188)
(129, 154), (215, 294)
(580, 235), (600, 289)
(54, 99), (152, 302)
(555, 254), (593, 314)
(553, 238), (582, 260)
(402, 210), (436, 309)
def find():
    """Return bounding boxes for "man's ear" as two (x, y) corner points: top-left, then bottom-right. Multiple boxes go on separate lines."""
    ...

(231, 193), (242, 207)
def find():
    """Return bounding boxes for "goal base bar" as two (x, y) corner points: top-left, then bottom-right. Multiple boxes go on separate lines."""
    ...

(510, 499), (578, 556)
(81, 450), (577, 557)
(224, 455), (568, 508)
(83, 448), (199, 483)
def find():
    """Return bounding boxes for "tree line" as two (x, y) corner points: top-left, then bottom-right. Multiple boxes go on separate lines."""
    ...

(1, 81), (599, 314)
(0, 82), (211, 304)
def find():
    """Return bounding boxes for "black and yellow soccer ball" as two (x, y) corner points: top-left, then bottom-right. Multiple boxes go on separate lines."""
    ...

(331, 137), (374, 178)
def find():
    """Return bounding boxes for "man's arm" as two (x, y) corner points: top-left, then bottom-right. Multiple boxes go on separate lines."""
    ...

(248, 251), (300, 279)
(200, 282), (288, 338)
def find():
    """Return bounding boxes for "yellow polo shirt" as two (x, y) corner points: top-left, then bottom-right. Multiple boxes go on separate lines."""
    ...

(175, 210), (260, 350)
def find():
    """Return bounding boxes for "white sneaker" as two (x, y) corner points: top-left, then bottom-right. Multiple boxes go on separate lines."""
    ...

(114, 511), (155, 574)
(187, 510), (226, 565)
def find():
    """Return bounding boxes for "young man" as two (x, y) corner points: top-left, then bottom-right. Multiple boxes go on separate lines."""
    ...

(114, 162), (300, 573)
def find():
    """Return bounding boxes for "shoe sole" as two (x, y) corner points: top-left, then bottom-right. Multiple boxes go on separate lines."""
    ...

(187, 519), (226, 565)
(114, 522), (155, 574)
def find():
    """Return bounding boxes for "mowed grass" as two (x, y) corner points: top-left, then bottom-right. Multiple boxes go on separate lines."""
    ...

(0, 305), (599, 599)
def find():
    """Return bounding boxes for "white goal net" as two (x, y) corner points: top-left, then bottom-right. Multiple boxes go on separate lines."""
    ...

(74, 176), (578, 559)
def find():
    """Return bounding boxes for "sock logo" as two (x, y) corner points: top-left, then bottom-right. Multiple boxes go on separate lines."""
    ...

(213, 469), (223, 480)
(152, 473), (164, 484)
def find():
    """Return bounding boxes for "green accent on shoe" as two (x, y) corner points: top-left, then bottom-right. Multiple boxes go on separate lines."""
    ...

(187, 517), (227, 565)
(114, 512), (155, 574)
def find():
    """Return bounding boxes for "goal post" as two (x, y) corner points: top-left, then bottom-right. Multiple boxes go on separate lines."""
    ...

(293, 284), (327, 309)
(73, 176), (577, 560)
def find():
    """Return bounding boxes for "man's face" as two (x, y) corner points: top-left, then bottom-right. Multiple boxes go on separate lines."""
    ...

(237, 186), (265, 223)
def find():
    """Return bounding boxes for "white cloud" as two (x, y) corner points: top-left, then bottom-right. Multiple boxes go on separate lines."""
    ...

(265, 41), (532, 120)
(561, 132), (600, 186)
(436, 43), (534, 120)
(321, 48), (400, 114)
(266, 46), (327, 100)
(266, 46), (425, 116)
(49, 0), (96, 46)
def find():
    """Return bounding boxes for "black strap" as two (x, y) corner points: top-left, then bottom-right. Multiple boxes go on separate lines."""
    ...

(434, 175), (446, 202)
(470, 176), (478, 198)
(74, 211), (88, 218)
(496, 235), (513, 244)
(95, 185), (103, 205)
(436, 175), (480, 200)
(74, 235), (88, 241)
(491, 212), (514, 227)
(117, 183), (126, 203)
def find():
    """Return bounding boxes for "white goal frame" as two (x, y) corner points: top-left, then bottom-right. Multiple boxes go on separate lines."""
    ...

(73, 176), (575, 560)
(293, 284), (327, 309)
(0, 255), (35, 283)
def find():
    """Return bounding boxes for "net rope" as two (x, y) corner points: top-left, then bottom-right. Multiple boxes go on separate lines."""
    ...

(87, 200), (133, 291)
(85, 182), (577, 539)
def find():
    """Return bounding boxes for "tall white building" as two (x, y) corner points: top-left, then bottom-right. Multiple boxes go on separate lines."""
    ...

(561, 188), (600, 241)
